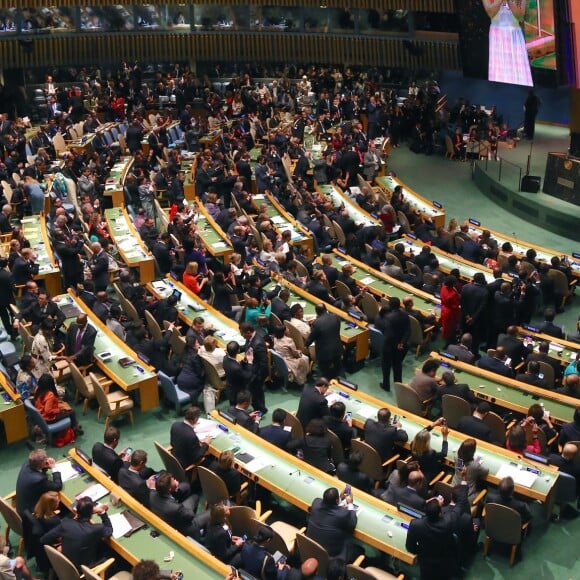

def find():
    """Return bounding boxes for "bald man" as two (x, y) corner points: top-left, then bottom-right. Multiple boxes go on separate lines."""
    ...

(549, 443), (580, 498)
(64, 313), (97, 366)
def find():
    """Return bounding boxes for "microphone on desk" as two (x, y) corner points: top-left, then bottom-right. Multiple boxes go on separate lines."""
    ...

(288, 469), (301, 477)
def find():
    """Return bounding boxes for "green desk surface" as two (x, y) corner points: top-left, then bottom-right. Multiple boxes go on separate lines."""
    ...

(58, 460), (224, 577)
(434, 355), (576, 425)
(54, 293), (156, 386)
(330, 252), (441, 314)
(317, 184), (378, 228)
(105, 208), (153, 265)
(195, 212), (232, 255)
(252, 193), (310, 244)
(375, 176), (445, 221)
(21, 216), (59, 275)
(517, 328), (579, 364)
(105, 156), (133, 191)
(466, 222), (580, 277)
(283, 389), (558, 502)
(263, 281), (366, 342)
(149, 278), (245, 345)
(208, 415), (414, 563)
(0, 391), (21, 413)
(389, 237), (496, 284)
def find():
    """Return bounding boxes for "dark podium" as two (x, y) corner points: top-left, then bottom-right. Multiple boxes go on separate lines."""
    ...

(543, 153), (580, 206)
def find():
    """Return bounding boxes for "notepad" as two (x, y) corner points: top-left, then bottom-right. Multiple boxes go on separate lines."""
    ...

(360, 276), (376, 285)
(212, 242), (227, 248)
(52, 460), (80, 482)
(75, 483), (109, 502)
(496, 464), (538, 488)
(110, 512), (133, 538)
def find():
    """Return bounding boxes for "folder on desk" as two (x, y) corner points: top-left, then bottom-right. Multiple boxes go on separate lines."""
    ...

(121, 510), (147, 537)
(61, 304), (82, 318)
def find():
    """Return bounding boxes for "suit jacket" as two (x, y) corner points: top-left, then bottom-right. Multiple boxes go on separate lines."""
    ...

(460, 281), (489, 325)
(260, 424), (292, 449)
(206, 523), (240, 563)
(477, 355), (515, 378)
(16, 463), (62, 515)
(65, 322), (97, 366)
(305, 312), (342, 362)
(396, 486), (427, 511)
(170, 420), (208, 468)
(148, 491), (199, 536)
(336, 463), (374, 494)
(271, 297), (292, 321)
(19, 301), (65, 329)
(457, 415), (492, 443)
(444, 343), (475, 364)
(307, 498), (357, 561)
(538, 321), (564, 339)
(497, 334), (532, 368)
(118, 467), (151, 507)
(324, 416), (354, 451)
(0, 269), (15, 307)
(227, 405), (259, 434)
(91, 442), (124, 483)
(526, 352), (562, 381)
(41, 514), (113, 570)
(486, 491), (532, 523)
(364, 419), (408, 462)
(244, 331), (268, 383)
(223, 355), (253, 398)
(296, 386), (329, 428)
(152, 240), (172, 275)
(89, 251), (109, 290)
(439, 382), (478, 406)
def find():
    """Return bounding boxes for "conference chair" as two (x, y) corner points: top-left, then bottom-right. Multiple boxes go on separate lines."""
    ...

(284, 321), (315, 361)
(547, 268), (576, 309)
(0, 497), (24, 556)
(528, 360), (555, 389)
(368, 325), (384, 359)
(82, 566), (131, 580)
(441, 394), (471, 430)
(294, 260), (310, 281)
(432, 480), (487, 518)
(483, 503), (529, 565)
(269, 312), (283, 328)
(350, 439), (399, 488)
(396, 211), (411, 234)
(145, 309), (163, 341)
(91, 374), (134, 430)
(248, 517), (304, 557)
(405, 261), (423, 283)
(44, 545), (114, 580)
(228, 505), (272, 539)
(359, 292), (379, 323)
(408, 315), (436, 358)
(385, 252), (402, 269)
(282, 409), (305, 440)
(197, 466), (247, 507)
(346, 564), (402, 580)
(24, 399), (71, 446)
(326, 428), (346, 466)
(157, 370), (191, 415)
(483, 411), (511, 445)
(394, 382), (432, 418)
(269, 349), (289, 392)
(334, 280), (351, 302)
(200, 358), (226, 401)
(296, 533), (330, 578)
(551, 471), (578, 521)
(71, 362), (113, 415)
(154, 441), (198, 483)
(332, 220), (346, 247)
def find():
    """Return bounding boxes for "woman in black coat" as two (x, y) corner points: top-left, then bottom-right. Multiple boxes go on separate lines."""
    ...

(176, 343), (206, 404)
(205, 503), (243, 564)
(288, 418), (335, 474)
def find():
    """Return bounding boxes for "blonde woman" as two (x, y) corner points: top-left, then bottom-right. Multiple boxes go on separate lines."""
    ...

(411, 418), (449, 482)
(272, 325), (309, 386)
(26, 491), (61, 574)
(199, 335), (226, 376)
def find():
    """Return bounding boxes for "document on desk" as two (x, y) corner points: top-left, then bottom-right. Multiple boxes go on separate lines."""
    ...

(496, 464), (538, 488)
(52, 460), (80, 482)
(244, 457), (268, 473)
(360, 276), (376, 285)
(76, 483), (109, 502)
(356, 405), (376, 420)
(194, 418), (222, 439)
(110, 512), (133, 539)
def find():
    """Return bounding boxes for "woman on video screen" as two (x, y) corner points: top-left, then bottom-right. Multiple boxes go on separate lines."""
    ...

(483, 0), (533, 86)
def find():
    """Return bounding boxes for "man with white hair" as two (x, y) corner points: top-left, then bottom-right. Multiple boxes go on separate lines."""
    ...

(89, 241), (109, 291)
(0, 204), (12, 234)
(459, 232), (485, 264)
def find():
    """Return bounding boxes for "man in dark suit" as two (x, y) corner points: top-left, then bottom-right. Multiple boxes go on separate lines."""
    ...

(260, 408), (292, 449)
(320, 254), (339, 288)
(457, 402), (493, 442)
(324, 401), (354, 452)
(490, 282), (515, 348)
(88, 242), (109, 292)
(118, 450), (156, 507)
(497, 326), (533, 369)
(364, 408), (408, 462)
(153, 294), (179, 327)
(240, 321), (268, 413)
(64, 313), (97, 367)
(305, 303), (343, 380)
(538, 308), (564, 339)
(40, 497), (112, 571)
(405, 496), (460, 580)
(11, 248), (39, 287)
(375, 297), (411, 392)
(477, 346), (515, 379)
(487, 476), (532, 523)
(297, 378), (330, 428)
(16, 291), (66, 333)
(91, 426), (130, 483)
(223, 341), (253, 406)
(271, 290), (292, 322)
(395, 470), (427, 512)
(0, 258), (16, 339)
(149, 472), (209, 540)
(439, 371), (478, 406)
(525, 341), (562, 383)
(125, 119), (144, 154)
(445, 333), (476, 364)
(16, 450), (63, 515)
(515, 360), (549, 389)
(227, 390), (261, 434)
(548, 443), (580, 497)
(151, 232), (174, 275)
(307, 487), (362, 563)
(169, 406), (211, 468)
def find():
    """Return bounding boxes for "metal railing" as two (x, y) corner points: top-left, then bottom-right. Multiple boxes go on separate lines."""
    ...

(475, 156), (523, 192)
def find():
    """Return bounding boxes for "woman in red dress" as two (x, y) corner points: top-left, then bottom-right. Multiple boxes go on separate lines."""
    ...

(440, 275), (461, 347)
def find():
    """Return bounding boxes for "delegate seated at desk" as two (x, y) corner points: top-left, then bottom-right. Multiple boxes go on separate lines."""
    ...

(91, 426), (131, 483)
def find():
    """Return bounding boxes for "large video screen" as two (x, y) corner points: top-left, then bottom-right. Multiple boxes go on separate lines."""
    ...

(458, 0), (557, 87)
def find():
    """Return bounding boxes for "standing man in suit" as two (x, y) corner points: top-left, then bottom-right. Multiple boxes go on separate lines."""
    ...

(16, 449), (63, 515)
(64, 313), (97, 367)
(490, 282), (515, 348)
(460, 273), (489, 355)
(456, 402), (493, 442)
(306, 487), (362, 563)
(260, 408), (292, 449)
(305, 303), (343, 380)
(91, 426), (130, 483)
(118, 450), (157, 507)
(40, 496), (112, 571)
(364, 408), (408, 462)
(227, 390), (262, 434)
(169, 406), (211, 468)
(239, 321), (268, 414)
(0, 258), (16, 339)
(151, 232), (174, 275)
(375, 297), (410, 392)
(149, 472), (210, 540)
(223, 341), (253, 406)
(88, 242), (109, 292)
(296, 377), (330, 428)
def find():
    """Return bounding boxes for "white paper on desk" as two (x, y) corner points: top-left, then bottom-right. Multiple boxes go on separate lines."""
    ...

(496, 464), (538, 488)
(152, 281), (167, 291)
(212, 242), (228, 249)
(325, 393), (341, 406)
(194, 418), (221, 439)
(270, 216), (285, 224)
(109, 513), (132, 539)
(357, 406), (376, 419)
(119, 241), (135, 252)
(244, 458), (267, 473)
(76, 483), (109, 502)
(52, 460), (79, 482)
(253, 194), (265, 200)
(360, 276), (376, 285)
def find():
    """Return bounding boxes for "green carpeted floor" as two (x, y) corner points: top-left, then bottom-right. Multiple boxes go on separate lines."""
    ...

(2, 125), (579, 578)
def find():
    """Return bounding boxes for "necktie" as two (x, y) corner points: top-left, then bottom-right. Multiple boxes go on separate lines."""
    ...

(75, 328), (84, 351)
